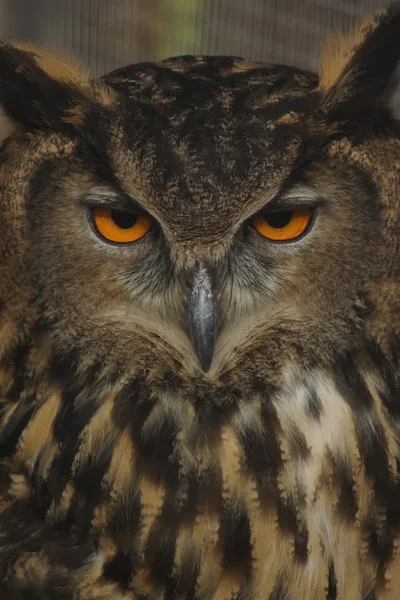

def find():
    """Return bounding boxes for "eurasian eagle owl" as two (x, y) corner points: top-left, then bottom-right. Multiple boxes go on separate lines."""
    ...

(1, 4), (400, 600)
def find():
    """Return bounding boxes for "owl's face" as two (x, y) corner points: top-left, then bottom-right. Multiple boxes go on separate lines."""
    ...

(0, 14), (400, 390)
(1, 51), (389, 388)
(27, 133), (380, 379)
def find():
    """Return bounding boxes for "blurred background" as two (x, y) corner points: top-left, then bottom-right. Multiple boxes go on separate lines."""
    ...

(0, 0), (386, 75)
(0, 0), (385, 136)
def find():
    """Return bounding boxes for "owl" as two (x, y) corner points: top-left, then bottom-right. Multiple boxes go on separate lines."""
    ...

(1, 4), (400, 600)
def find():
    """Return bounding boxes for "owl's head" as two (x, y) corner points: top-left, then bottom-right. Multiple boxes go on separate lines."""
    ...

(1, 8), (400, 386)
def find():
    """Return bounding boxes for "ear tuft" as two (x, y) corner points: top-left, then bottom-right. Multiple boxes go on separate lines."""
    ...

(319, 9), (387, 92)
(0, 42), (117, 133)
(318, 4), (400, 128)
(11, 41), (89, 86)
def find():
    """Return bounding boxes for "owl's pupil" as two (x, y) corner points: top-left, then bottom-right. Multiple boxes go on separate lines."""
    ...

(111, 210), (139, 229)
(265, 211), (293, 229)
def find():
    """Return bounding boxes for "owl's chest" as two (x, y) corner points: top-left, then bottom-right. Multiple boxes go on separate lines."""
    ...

(1, 371), (396, 599)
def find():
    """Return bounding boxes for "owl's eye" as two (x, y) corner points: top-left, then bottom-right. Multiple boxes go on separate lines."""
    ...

(91, 207), (152, 243)
(252, 207), (313, 242)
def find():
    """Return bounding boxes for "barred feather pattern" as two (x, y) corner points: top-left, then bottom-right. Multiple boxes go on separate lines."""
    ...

(0, 319), (400, 600)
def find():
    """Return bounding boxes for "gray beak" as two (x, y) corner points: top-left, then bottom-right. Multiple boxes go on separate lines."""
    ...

(188, 262), (218, 372)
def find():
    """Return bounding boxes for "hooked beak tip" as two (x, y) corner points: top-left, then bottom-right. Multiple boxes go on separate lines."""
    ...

(196, 346), (214, 373)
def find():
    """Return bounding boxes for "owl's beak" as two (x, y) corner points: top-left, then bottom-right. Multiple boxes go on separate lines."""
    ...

(188, 262), (218, 372)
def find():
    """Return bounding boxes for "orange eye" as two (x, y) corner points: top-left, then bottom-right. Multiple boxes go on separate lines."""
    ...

(252, 207), (313, 241)
(91, 207), (152, 244)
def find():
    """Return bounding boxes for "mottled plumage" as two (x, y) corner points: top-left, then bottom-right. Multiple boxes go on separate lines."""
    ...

(1, 5), (400, 600)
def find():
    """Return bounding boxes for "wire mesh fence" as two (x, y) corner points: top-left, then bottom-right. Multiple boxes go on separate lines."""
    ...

(0, 0), (385, 76)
